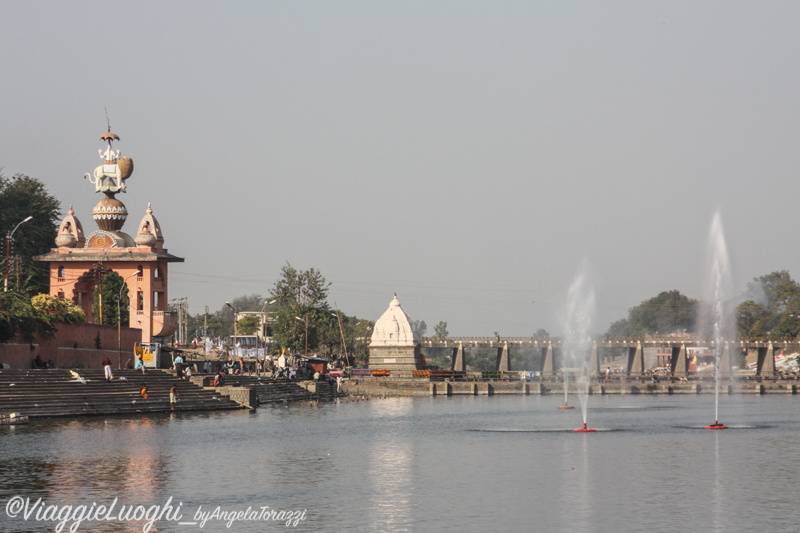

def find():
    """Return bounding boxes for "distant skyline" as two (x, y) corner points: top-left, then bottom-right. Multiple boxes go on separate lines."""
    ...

(3, 2), (800, 336)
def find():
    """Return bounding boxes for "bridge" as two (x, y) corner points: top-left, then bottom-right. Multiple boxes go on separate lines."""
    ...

(418, 337), (799, 378)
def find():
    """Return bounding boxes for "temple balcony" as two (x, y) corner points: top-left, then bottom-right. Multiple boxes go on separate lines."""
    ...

(152, 310), (178, 337)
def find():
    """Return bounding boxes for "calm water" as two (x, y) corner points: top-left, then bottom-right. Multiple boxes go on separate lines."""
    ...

(2, 394), (800, 532)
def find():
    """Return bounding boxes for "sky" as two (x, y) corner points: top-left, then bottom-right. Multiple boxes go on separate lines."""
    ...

(3, 1), (800, 337)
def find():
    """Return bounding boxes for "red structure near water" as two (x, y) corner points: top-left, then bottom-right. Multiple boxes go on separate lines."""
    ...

(705, 421), (728, 429)
(574, 423), (596, 432)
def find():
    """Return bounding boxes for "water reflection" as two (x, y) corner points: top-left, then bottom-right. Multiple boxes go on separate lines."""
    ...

(367, 399), (413, 532)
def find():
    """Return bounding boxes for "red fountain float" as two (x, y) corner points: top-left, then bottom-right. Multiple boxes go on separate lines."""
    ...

(557, 402), (575, 409)
(574, 423), (596, 433)
(705, 420), (728, 430)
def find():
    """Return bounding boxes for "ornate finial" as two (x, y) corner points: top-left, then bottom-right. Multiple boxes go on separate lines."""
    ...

(146, 202), (153, 215)
(68, 205), (74, 216)
(84, 117), (133, 196)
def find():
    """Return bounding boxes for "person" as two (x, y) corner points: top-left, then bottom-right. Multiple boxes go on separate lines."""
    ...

(170, 385), (179, 410)
(174, 353), (184, 379)
(32, 355), (45, 369)
(213, 371), (225, 387)
(336, 375), (343, 393)
(185, 365), (192, 379)
(140, 383), (149, 399)
(102, 357), (113, 381)
(135, 355), (147, 374)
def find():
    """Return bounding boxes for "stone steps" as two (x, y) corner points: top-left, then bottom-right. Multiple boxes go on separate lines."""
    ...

(0, 368), (244, 418)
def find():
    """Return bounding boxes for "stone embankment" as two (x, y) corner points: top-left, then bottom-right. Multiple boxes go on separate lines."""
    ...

(0, 368), (243, 418)
(343, 377), (799, 397)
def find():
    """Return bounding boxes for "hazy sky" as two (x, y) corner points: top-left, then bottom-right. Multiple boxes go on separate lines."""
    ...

(3, 2), (800, 336)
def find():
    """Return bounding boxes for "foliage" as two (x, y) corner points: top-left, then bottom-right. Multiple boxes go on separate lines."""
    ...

(737, 271), (800, 339)
(0, 173), (61, 294)
(31, 294), (86, 324)
(606, 291), (697, 337)
(735, 300), (770, 338)
(433, 321), (448, 339)
(0, 289), (55, 342)
(269, 263), (331, 353)
(270, 263), (330, 308)
(91, 271), (129, 326)
(237, 314), (257, 335)
(414, 320), (427, 338)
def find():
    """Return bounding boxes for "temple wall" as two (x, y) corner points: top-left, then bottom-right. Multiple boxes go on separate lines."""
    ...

(0, 322), (142, 369)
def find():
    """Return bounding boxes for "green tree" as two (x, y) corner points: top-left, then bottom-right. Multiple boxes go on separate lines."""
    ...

(736, 300), (771, 338)
(269, 263), (331, 353)
(433, 321), (448, 339)
(413, 320), (427, 338)
(237, 314), (257, 335)
(92, 271), (129, 326)
(745, 271), (800, 312)
(606, 291), (697, 337)
(0, 173), (61, 294)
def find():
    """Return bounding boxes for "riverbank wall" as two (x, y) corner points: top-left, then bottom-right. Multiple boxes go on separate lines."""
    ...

(342, 378), (799, 397)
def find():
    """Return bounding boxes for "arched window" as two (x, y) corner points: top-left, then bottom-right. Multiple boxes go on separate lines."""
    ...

(154, 265), (162, 278)
(57, 266), (65, 278)
(137, 265), (144, 278)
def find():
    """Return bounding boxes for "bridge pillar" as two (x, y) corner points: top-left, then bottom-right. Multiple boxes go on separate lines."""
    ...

(629, 343), (644, 376)
(588, 342), (599, 377)
(496, 343), (510, 372)
(758, 342), (776, 377)
(541, 345), (553, 377)
(451, 344), (465, 373)
(671, 344), (687, 378)
(719, 342), (732, 379)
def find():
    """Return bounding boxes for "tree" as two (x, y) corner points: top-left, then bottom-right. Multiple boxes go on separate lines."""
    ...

(745, 271), (800, 312)
(92, 271), (129, 326)
(606, 290), (697, 337)
(0, 173), (61, 294)
(237, 314), (257, 335)
(414, 320), (427, 338)
(736, 300), (770, 338)
(269, 263), (331, 353)
(433, 321), (448, 339)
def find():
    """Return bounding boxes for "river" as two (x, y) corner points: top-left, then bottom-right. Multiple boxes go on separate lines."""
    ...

(2, 394), (799, 532)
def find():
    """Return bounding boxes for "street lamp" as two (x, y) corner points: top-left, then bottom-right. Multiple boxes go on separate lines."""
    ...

(332, 312), (349, 367)
(226, 302), (238, 357)
(4, 215), (33, 292)
(295, 315), (308, 355)
(117, 269), (141, 369)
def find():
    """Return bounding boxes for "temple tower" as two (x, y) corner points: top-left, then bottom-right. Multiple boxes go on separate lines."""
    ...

(35, 125), (183, 343)
(368, 295), (423, 377)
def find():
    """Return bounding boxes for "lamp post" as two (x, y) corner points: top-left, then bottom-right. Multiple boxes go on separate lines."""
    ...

(117, 269), (142, 369)
(4, 216), (33, 292)
(226, 302), (238, 358)
(332, 311), (349, 367)
(295, 315), (308, 355)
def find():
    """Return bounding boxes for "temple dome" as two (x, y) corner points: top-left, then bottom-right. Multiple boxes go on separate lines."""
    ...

(369, 295), (419, 347)
(134, 203), (164, 249)
(55, 205), (85, 248)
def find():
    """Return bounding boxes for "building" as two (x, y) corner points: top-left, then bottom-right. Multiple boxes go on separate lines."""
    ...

(368, 295), (423, 376)
(35, 126), (183, 344)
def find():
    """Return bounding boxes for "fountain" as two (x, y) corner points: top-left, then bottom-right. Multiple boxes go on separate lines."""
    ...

(573, 374), (596, 432)
(704, 212), (734, 430)
(562, 264), (597, 430)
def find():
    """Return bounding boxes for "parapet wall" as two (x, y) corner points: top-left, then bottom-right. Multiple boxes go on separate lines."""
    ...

(0, 323), (142, 369)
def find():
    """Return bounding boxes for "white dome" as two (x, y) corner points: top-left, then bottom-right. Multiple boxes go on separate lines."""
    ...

(369, 295), (419, 347)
